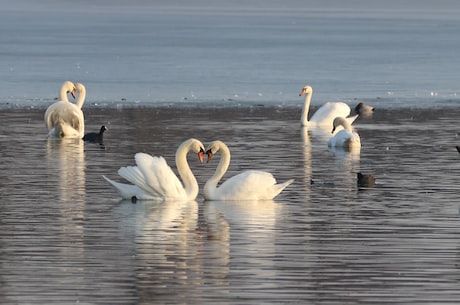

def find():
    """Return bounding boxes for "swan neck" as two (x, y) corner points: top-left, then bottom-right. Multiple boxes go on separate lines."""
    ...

(175, 141), (199, 200)
(76, 86), (86, 109)
(59, 85), (70, 102)
(301, 91), (311, 126)
(204, 143), (231, 196)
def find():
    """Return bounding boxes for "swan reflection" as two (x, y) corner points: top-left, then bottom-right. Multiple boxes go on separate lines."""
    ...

(46, 137), (85, 204)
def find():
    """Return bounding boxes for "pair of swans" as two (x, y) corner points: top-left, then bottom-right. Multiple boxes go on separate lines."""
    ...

(300, 84), (361, 150)
(44, 81), (86, 138)
(103, 138), (294, 201)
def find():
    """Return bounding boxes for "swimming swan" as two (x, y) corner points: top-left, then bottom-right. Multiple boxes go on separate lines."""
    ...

(299, 85), (358, 128)
(328, 117), (361, 150)
(103, 138), (205, 201)
(204, 140), (294, 201)
(45, 81), (86, 138)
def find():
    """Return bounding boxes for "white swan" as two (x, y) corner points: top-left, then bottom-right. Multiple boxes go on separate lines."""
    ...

(44, 81), (86, 138)
(204, 140), (294, 201)
(103, 138), (205, 201)
(328, 117), (361, 150)
(299, 85), (358, 128)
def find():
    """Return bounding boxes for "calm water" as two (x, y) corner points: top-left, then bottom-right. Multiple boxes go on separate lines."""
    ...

(1, 1), (460, 304)
(1, 106), (460, 304)
(1, 1), (460, 108)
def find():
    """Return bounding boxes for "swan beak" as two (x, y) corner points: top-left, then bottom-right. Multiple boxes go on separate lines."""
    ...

(71, 88), (77, 99)
(198, 149), (205, 164)
(206, 150), (214, 163)
(331, 126), (336, 134)
(299, 89), (305, 96)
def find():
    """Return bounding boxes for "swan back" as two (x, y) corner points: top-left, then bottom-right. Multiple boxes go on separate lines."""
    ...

(328, 117), (361, 150)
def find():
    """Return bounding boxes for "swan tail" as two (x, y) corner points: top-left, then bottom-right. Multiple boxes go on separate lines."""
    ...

(271, 179), (294, 199)
(346, 114), (359, 125)
(102, 175), (156, 200)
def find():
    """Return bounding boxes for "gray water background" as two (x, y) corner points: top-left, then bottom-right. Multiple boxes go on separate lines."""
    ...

(1, 1), (460, 304)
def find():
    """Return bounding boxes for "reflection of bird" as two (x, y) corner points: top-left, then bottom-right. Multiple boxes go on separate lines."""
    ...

(299, 85), (358, 128)
(456, 146), (460, 153)
(328, 117), (361, 150)
(357, 172), (375, 188)
(83, 125), (107, 144)
(104, 138), (205, 201)
(204, 140), (294, 201)
(354, 102), (375, 116)
(45, 81), (86, 138)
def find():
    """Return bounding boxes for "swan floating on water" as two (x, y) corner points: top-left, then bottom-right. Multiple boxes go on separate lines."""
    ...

(204, 140), (294, 201)
(103, 138), (205, 201)
(44, 81), (86, 138)
(328, 117), (361, 150)
(299, 85), (358, 128)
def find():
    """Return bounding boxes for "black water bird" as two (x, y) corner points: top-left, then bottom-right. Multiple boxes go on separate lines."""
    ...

(357, 172), (375, 188)
(83, 125), (107, 144)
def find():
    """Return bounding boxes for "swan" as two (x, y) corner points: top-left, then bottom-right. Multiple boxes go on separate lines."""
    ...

(299, 85), (358, 128)
(328, 117), (361, 150)
(204, 140), (294, 201)
(44, 81), (86, 138)
(103, 138), (205, 201)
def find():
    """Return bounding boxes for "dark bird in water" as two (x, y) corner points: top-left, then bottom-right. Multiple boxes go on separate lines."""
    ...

(83, 125), (107, 144)
(456, 146), (460, 153)
(354, 102), (375, 116)
(357, 172), (375, 188)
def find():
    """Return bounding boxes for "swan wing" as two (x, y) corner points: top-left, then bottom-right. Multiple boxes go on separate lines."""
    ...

(328, 130), (361, 149)
(102, 175), (157, 200)
(214, 170), (293, 201)
(134, 153), (187, 199)
(309, 102), (351, 127)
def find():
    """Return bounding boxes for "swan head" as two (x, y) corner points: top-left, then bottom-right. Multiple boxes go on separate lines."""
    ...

(205, 140), (224, 163)
(61, 81), (77, 99)
(331, 117), (348, 133)
(354, 102), (375, 114)
(181, 138), (205, 164)
(299, 85), (313, 96)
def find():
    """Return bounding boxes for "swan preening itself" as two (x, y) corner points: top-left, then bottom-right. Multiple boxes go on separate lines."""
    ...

(328, 117), (361, 150)
(204, 140), (294, 201)
(45, 81), (86, 138)
(103, 138), (205, 201)
(299, 85), (358, 128)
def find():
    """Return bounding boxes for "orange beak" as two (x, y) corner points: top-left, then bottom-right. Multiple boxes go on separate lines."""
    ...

(198, 149), (204, 164)
(71, 88), (77, 99)
(299, 88), (305, 96)
(206, 151), (214, 163)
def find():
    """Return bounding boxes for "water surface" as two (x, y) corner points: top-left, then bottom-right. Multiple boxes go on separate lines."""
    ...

(1, 106), (460, 304)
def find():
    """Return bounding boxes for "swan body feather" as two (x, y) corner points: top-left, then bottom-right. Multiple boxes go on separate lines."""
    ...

(204, 140), (293, 201)
(300, 85), (358, 128)
(45, 81), (86, 138)
(328, 117), (361, 150)
(104, 138), (205, 201)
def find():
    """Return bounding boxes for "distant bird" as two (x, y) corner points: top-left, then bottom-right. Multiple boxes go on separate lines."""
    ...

(354, 102), (375, 115)
(357, 172), (375, 188)
(83, 125), (107, 144)
(456, 146), (460, 153)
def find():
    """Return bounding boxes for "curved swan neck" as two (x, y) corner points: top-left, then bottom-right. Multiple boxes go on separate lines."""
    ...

(59, 81), (74, 102)
(175, 140), (199, 200)
(301, 87), (312, 126)
(75, 83), (86, 109)
(205, 141), (231, 191)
